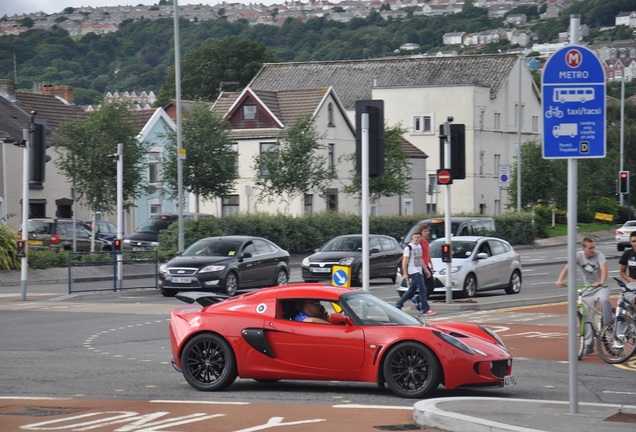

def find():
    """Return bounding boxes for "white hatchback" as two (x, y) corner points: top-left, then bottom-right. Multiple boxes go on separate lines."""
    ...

(616, 220), (636, 251)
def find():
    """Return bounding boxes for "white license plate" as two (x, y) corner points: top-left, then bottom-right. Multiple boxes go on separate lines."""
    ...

(503, 375), (516, 386)
(312, 267), (331, 273)
(171, 277), (192, 283)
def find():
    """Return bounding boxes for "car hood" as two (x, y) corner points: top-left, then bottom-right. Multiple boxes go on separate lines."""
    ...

(306, 251), (360, 262)
(166, 255), (235, 268)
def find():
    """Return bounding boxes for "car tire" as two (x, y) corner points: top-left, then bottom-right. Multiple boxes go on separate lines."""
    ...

(275, 269), (288, 286)
(505, 270), (522, 295)
(180, 333), (237, 391)
(225, 272), (239, 296)
(462, 274), (477, 298)
(160, 288), (176, 297)
(382, 342), (441, 398)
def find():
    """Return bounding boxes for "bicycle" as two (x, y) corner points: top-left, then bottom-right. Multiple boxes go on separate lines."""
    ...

(575, 284), (607, 360)
(595, 278), (636, 364)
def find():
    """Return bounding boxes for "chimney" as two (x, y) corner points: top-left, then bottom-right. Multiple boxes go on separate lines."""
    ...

(41, 84), (74, 104)
(0, 79), (16, 101)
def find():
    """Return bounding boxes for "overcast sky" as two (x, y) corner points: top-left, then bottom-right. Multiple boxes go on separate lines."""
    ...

(2, 1), (279, 17)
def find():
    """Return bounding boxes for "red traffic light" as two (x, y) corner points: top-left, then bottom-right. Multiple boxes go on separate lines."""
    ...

(441, 243), (452, 263)
(16, 240), (26, 257)
(113, 238), (122, 252)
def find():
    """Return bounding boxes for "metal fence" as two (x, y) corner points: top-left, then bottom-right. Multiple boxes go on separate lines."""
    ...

(67, 251), (158, 294)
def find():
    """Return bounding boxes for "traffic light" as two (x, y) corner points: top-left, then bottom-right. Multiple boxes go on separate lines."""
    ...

(355, 100), (385, 177)
(113, 238), (122, 253)
(619, 171), (630, 194)
(441, 243), (452, 263)
(30, 119), (52, 184)
(439, 124), (466, 180)
(16, 240), (26, 257)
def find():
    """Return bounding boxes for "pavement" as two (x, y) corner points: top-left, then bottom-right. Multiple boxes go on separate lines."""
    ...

(4, 229), (635, 432)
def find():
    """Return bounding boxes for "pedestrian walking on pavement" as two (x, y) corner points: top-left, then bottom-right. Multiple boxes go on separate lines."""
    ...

(396, 231), (435, 316)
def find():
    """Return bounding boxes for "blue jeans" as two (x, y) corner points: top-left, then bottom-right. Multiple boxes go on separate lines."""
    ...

(396, 272), (430, 313)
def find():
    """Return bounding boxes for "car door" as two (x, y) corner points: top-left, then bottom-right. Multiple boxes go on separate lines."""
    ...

(473, 239), (496, 289)
(238, 241), (260, 287)
(486, 239), (510, 288)
(252, 239), (277, 287)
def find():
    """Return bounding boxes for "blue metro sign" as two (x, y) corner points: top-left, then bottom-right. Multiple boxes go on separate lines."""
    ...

(542, 45), (606, 159)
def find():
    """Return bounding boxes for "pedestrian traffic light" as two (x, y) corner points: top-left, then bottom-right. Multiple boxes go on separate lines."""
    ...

(16, 240), (26, 257)
(113, 238), (122, 253)
(441, 243), (452, 263)
(619, 171), (630, 194)
(30, 119), (52, 184)
(439, 124), (466, 180)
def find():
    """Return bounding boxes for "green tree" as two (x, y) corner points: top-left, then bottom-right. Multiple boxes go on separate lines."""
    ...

(342, 125), (411, 201)
(252, 115), (334, 213)
(157, 36), (277, 104)
(54, 102), (147, 214)
(162, 103), (238, 209)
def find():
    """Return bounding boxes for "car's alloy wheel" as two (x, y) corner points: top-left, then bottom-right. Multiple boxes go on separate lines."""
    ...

(383, 342), (441, 398)
(462, 274), (477, 298)
(225, 272), (238, 296)
(276, 269), (288, 285)
(505, 270), (522, 295)
(180, 333), (237, 391)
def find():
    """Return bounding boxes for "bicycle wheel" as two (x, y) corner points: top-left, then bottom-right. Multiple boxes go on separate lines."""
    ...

(577, 312), (585, 360)
(596, 316), (636, 364)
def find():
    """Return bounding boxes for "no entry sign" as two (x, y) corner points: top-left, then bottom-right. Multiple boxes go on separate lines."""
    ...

(437, 169), (453, 185)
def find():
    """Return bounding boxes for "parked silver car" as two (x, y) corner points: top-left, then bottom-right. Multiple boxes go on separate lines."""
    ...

(396, 236), (522, 298)
(616, 220), (636, 251)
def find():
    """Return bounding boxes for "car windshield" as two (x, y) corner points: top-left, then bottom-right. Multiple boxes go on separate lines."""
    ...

(321, 237), (361, 252)
(183, 239), (242, 257)
(136, 219), (172, 234)
(27, 221), (51, 234)
(430, 240), (476, 259)
(341, 291), (423, 326)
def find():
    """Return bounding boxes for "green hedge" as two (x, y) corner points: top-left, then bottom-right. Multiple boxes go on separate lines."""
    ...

(157, 212), (537, 259)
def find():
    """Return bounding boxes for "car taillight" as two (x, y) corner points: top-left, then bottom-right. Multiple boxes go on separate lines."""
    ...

(50, 234), (61, 245)
(617, 229), (622, 234)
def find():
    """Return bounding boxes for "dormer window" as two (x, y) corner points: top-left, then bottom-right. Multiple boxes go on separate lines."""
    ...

(243, 105), (257, 120)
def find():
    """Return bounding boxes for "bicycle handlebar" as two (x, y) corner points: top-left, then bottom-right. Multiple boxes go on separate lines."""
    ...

(613, 276), (636, 292)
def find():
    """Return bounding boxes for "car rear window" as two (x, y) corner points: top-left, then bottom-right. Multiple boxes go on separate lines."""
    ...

(28, 221), (51, 234)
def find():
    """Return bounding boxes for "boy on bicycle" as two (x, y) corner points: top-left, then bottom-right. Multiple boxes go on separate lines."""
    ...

(556, 237), (611, 355)
(618, 231), (636, 306)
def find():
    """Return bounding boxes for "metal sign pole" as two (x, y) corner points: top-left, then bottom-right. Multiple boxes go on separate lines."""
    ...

(443, 119), (452, 304)
(361, 112), (370, 291)
(20, 125), (30, 301)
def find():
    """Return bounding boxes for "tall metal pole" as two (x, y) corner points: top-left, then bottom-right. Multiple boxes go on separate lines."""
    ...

(20, 124), (30, 301)
(174, 0), (185, 252)
(361, 112), (370, 291)
(567, 14), (580, 415)
(443, 119), (452, 304)
(619, 75), (625, 207)
(116, 143), (124, 291)
(517, 56), (523, 212)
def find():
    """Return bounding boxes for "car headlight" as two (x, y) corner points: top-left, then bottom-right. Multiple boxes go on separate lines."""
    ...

(199, 264), (226, 273)
(339, 257), (355, 266)
(480, 325), (506, 348)
(302, 257), (310, 266)
(433, 330), (475, 355)
(159, 264), (168, 274)
(123, 239), (131, 244)
(437, 266), (459, 275)
(150, 241), (159, 247)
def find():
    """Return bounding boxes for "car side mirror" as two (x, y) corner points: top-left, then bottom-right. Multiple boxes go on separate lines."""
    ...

(370, 248), (380, 254)
(328, 313), (350, 325)
(476, 252), (489, 260)
(242, 252), (252, 259)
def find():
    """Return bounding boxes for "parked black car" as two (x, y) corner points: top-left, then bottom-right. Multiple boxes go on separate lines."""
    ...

(158, 236), (290, 297)
(301, 234), (403, 286)
(84, 220), (118, 243)
(19, 218), (109, 252)
(123, 212), (209, 251)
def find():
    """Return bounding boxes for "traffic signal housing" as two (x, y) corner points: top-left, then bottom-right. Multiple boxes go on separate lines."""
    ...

(439, 124), (466, 180)
(619, 171), (630, 194)
(113, 238), (122, 253)
(441, 243), (452, 263)
(30, 119), (52, 184)
(355, 100), (385, 177)
(16, 240), (26, 257)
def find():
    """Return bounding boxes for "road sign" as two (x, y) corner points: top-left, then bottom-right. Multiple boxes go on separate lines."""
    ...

(437, 169), (453, 185)
(499, 164), (511, 189)
(331, 265), (350, 288)
(542, 45), (606, 159)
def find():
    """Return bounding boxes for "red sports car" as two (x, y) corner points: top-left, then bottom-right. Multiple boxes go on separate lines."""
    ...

(169, 284), (514, 398)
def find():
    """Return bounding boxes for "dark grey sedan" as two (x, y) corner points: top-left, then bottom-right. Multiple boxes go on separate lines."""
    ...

(158, 236), (290, 297)
(301, 234), (403, 286)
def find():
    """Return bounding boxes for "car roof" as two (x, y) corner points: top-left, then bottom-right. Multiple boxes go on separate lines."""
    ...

(431, 236), (504, 242)
(199, 235), (265, 241)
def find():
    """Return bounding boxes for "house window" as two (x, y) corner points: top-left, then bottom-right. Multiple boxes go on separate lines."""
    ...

(243, 105), (257, 120)
(494, 112), (501, 130)
(532, 116), (539, 132)
(222, 195), (240, 216)
(327, 102), (334, 127)
(230, 142), (238, 174)
(148, 152), (161, 184)
(326, 188), (338, 212)
(479, 151), (485, 176)
(402, 198), (413, 216)
(427, 174), (438, 195)
(304, 194), (313, 215)
(259, 142), (277, 176)
(494, 154), (501, 175)
(149, 203), (161, 216)
(479, 109), (485, 130)
(412, 114), (433, 134)
(328, 143), (335, 175)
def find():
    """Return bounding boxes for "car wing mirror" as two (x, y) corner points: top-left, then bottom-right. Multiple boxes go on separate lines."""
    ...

(370, 248), (380, 254)
(328, 313), (350, 325)
(242, 252), (252, 259)
(476, 252), (489, 260)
